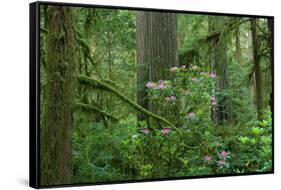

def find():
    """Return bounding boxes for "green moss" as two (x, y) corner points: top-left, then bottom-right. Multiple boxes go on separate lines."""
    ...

(77, 75), (178, 130)
(76, 102), (118, 121)
(40, 6), (77, 185)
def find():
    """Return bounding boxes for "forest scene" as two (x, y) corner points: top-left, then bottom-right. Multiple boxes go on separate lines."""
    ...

(39, 5), (273, 186)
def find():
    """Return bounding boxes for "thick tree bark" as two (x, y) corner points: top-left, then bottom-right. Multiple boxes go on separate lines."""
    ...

(251, 18), (263, 121)
(267, 18), (273, 50)
(247, 29), (257, 103)
(136, 11), (178, 124)
(267, 18), (273, 111)
(208, 16), (231, 123)
(41, 6), (77, 185)
(235, 18), (243, 65)
(84, 8), (96, 38)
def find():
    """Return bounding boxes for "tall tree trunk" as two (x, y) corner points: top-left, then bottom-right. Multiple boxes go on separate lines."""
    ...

(235, 18), (243, 65)
(209, 16), (231, 123)
(267, 18), (273, 111)
(267, 18), (273, 56)
(84, 8), (96, 38)
(136, 11), (178, 124)
(247, 29), (256, 104)
(251, 18), (263, 121)
(41, 6), (77, 185)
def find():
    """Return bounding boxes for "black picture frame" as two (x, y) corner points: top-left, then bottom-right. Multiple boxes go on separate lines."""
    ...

(30, 1), (274, 188)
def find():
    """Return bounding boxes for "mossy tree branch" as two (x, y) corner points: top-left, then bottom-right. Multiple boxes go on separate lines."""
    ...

(77, 75), (177, 130)
(76, 30), (103, 79)
(200, 18), (251, 42)
(76, 102), (118, 121)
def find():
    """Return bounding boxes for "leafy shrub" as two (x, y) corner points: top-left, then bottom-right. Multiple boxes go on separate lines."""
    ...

(72, 66), (272, 182)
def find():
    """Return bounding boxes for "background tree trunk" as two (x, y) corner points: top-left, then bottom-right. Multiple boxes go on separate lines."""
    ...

(251, 18), (263, 121)
(41, 6), (77, 185)
(136, 11), (178, 124)
(267, 18), (273, 111)
(209, 16), (231, 123)
(235, 18), (243, 65)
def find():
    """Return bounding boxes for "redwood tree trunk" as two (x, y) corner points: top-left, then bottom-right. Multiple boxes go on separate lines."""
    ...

(136, 11), (178, 124)
(235, 18), (243, 65)
(251, 18), (263, 121)
(267, 18), (273, 111)
(209, 16), (231, 123)
(41, 6), (77, 185)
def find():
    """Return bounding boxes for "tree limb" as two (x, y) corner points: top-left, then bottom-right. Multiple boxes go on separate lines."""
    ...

(201, 18), (251, 42)
(76, 102), (118, 121)
(76, 29), (103, 79)
(77, 75), (177, 130)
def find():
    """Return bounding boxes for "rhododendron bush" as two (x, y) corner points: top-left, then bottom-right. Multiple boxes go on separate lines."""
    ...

(146, 65), (216, 126)
(72, 65), (272, 182)
(120, 66), (272, 177)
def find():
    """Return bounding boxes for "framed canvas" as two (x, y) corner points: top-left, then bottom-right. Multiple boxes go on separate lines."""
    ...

(30, 1), (274, 188)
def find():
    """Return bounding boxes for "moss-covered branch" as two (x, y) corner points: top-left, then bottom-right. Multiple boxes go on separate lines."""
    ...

(102, 78), (121, 89)
(76, 102), (118, 121)
(200, 18), (251, 42)
(76, 30), (103, 79)
(76, 32), (94, 65)
(77, 75), (177, 129)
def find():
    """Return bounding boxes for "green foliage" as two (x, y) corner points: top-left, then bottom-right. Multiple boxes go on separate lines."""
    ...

(72, 113), (137, 182)
(39, 5), (273, 184)
(73, 64), (272, 182)
(73, 12), (272, 181)
(146, 65), (215, 126)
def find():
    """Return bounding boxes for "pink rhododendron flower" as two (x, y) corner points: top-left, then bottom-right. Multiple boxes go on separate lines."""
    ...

(146, 81), (155, 88)
(210, 96), (217, 106)
(142, 128), (150, 134)
(210, 96), (216, 101)
(204, 156), (212, 161)
(156, 80), (165, 89)
(170, 67), (178, 72)
(209, 72), (216, 79)
(218, 160), (226, 166)
(161, 128), (171, 135)
(157, 84), (165, 89)
(181, 65), (186, 69)
(219, 150), (229, 158)
(188, 112), (195, 119)
(191, 77), (198, 81)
